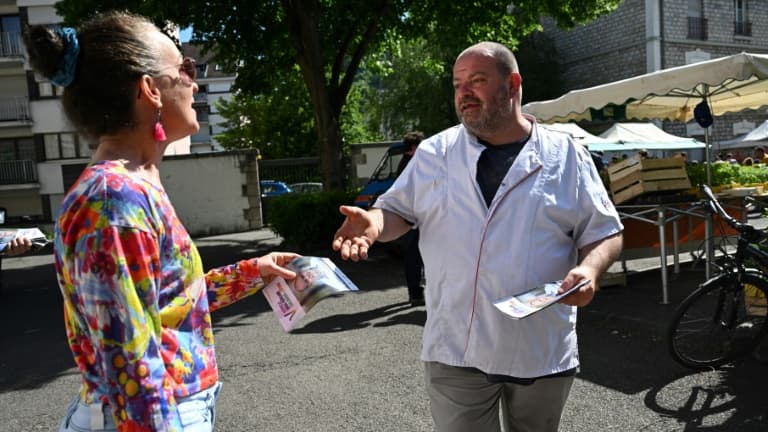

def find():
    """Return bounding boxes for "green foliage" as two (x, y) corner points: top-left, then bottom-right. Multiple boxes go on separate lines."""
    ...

(733, 165), (768, 185)
(686, 163), (768, 187)
(348, 37), (456, 139)
(267, 191), (357, 248)
(215, 67), (317, 159)
(56, 0), (622, 187)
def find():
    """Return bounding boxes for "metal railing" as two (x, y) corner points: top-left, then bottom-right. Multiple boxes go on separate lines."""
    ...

(687, 17), (708, 40)
(0, 160), (38, 185)
(0, 32), (23, 58)
(734, 21), (752, 36)
(0, 97), (30, 122)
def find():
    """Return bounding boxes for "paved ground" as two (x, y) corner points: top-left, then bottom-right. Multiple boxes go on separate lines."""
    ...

(0, 228), (766, 431)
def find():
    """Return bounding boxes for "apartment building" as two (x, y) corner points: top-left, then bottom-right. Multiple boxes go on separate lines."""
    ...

(0, 1), (236, 224)
(181, 43), (237, 154)
(541, 0), (768, 144)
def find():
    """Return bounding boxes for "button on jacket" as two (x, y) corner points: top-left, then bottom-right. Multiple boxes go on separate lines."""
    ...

(374, 119), (623, 378)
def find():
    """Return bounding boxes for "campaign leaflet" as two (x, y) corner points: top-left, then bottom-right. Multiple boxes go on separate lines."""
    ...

(0, 228), (49, 255)
(262, 256), (359, 331)
(492, 279), (591, 320)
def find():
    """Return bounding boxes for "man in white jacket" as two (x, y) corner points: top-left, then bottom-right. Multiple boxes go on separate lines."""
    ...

(333, 41), (623, 432)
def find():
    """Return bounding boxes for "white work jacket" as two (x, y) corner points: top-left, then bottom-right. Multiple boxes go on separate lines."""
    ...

(374, 119), (623, 378)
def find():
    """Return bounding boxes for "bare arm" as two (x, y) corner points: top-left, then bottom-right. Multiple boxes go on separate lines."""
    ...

(332, 206), (412, 261)
(560, 232), (623, 307)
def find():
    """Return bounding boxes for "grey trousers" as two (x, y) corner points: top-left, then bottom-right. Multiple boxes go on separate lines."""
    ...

(425, 362), (574, 432)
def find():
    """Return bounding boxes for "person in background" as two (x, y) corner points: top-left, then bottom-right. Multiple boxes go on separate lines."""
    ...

(3, 237), (33, 256)
(24, 12), (298, 431)
(396, 131), (426, 307)
(754, 146), (768, 164)
(332, 41), (623, 431)
(0, 236), (33, 293)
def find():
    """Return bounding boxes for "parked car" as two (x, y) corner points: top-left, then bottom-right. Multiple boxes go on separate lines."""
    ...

(289, 182), (323, 194)
(260, 180), (293, 198)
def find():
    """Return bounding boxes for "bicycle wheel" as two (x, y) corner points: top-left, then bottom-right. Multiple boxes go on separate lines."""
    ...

(667, 272), (768, 369)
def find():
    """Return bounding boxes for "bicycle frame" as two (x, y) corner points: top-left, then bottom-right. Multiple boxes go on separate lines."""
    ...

(700, 184), (768, 327)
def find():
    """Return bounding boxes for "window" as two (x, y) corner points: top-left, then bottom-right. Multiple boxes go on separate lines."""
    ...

(0, 140), (14, 160)
(687, 0), (707, 40)
(734, 0), (751, 36)
(0, 15), (22, 57)
(44, 134), (60, 159)
(78, 136), (91, 157)
(0, 137), (36, 161)
(42, 133), (89, 160)
(61, 134), (76, 158)
(37, 81), (62, 98)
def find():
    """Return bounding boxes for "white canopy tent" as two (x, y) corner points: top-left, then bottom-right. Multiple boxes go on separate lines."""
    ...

(542, 122), (705, 153)
(522, 52), (768, 183)
(540, 122), (615, 148)
(718, 119), (768, 150)
(598, 122), (705, 152)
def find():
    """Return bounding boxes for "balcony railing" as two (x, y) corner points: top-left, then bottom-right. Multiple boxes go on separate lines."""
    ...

(734, 21), (752, 36)
(0, 97), (30, 122)
(0, 32), (23, 58)
(0, 160), (38, 185)
(687, 17), (708, 40)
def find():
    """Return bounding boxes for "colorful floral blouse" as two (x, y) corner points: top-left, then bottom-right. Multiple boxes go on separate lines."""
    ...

(54, 160), (265, 431)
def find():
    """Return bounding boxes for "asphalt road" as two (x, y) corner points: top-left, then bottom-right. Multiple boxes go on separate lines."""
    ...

(0, 229), (766, 431)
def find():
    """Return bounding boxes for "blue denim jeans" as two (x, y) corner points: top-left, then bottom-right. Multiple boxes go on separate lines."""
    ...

(58, 382), (222, 431)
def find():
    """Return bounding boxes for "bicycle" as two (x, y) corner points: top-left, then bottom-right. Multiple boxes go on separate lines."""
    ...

(666, 184), (768, 370)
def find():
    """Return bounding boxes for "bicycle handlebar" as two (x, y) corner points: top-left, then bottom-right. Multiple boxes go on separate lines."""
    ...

(698, 184), (768, 243)
(700, 184), (743, 231)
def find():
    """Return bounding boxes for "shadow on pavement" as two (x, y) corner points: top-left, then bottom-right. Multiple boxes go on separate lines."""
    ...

(0, 236), (408, 393)
(577, 266), (768, 431)
(291, 302), (425, 334)
(0, 259), (71, 393)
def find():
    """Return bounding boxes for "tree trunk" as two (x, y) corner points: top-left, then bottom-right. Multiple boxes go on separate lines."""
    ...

(282, 0), (345, 191)
(314, 108), (345, 191)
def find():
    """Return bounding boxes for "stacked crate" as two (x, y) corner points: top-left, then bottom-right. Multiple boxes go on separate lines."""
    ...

(607, 156), (691, 204)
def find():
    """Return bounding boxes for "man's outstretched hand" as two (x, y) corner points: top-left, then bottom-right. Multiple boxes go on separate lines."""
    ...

(332, 205), (380, 261)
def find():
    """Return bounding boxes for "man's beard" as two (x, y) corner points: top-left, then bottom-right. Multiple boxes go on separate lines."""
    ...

(456, 86), (514, 138)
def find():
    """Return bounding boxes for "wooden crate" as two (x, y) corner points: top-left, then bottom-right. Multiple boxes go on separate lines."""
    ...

(607, 156), (691, 204)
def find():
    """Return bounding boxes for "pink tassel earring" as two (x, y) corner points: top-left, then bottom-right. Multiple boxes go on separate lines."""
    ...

(153, 110), (167, 141)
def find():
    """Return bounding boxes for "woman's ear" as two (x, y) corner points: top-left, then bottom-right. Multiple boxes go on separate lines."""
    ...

(137, 75), (163, 109)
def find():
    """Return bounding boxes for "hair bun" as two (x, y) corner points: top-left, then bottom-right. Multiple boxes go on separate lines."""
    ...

(23, 25), (66, 78)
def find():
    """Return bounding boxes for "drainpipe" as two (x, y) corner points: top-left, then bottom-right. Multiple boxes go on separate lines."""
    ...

(645, 0), (663, 72)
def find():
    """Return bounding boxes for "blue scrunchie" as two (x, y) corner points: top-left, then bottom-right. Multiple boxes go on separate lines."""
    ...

(50, 27), (80, 87)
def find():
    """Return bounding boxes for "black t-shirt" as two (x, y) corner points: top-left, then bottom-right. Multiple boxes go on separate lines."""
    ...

(476, 136), (530, 207)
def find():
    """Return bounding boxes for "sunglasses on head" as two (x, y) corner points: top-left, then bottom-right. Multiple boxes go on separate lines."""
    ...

(178, 57), (197, 84)
(155, 56), (197, 86)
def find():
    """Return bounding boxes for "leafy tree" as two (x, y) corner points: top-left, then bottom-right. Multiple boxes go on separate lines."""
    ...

(57, 0), (621, 190)
(349, 31), (565, 141)
(215, 67), (317, 159)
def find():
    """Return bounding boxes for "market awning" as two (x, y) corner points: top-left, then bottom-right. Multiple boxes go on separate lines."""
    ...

(522, 52), (768, 124)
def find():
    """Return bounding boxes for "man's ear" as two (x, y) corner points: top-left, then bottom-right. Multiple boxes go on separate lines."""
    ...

(510, 72), (522, 93)
(138, 75), (163, 109)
